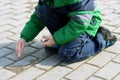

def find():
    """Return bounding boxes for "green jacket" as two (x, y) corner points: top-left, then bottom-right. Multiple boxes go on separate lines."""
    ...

(21, 0), (102, 45)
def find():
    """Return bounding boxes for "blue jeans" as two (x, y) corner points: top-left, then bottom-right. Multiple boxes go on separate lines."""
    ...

(57, 32), (106, 63)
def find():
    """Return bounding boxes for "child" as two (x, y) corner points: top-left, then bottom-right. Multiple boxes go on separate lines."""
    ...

(16, 0), (117, 62)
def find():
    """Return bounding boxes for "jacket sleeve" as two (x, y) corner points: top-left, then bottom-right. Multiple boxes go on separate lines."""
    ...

(20, 12), (45, 42)
(53, 11), (93, 45)
(53, 0), (96, 45)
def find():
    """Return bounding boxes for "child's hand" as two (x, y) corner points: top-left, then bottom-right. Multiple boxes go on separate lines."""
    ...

(15, 38), (26, 58)
(41, 35), (55, 47)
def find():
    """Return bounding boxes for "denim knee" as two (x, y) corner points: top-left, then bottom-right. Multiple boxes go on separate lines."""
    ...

(58, 47), (80, 62)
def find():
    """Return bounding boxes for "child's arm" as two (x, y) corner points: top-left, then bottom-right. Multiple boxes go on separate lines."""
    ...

(20, 12), (45, 42)
(53, 0), (102, 45)
(15, 12), (44, 57)
(20, 1), (44, 42)
(15, 2), (45, 57)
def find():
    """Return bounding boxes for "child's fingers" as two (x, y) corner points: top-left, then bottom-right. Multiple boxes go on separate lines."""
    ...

(42, 35), (50, 40)
(21, 41), (25, 49)
(41, 41), (48, 46)
(41, 40), (53, 47)
(41, 38), (48, 43)
(42, 35), (47, 38)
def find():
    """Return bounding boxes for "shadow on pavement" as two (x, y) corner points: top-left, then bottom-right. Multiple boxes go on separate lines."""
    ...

(0, 41), (65, 74)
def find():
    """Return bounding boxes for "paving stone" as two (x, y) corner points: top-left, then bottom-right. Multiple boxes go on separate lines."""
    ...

(0, 39), (13, 48)
(0, 32), (13, 40)
(6, 46), (37, 61)
(36, 66), (72, 80)
(0, 69), (16, 80)
(105, 41), (120, 54)
(97, 4), (107, 11)
(0, 9), (12, 15)
(88, 51), (116, 67)
(109, 4), (120, 11)
(100, 20), (109, 26)
(11, 9), (31, 15)
(0, 19), (11, 26)
(66, 64), (98, 80)
(11, 4), (30, 10)
(31, 49), (50, 60)
(0, 14), (15, 21)
(7, 34), (20, 41)
(88, 76), (104, 80)
(61, 59), (87, 69)
(30, 0), (39, 3)
(9, 67), (45, 80)
(101, 9), (114, 16)
(113, 74), (120, 80)
(9, 20), (26, 28)
(115, 9), (120, 14)
(5, 18), (16, 25)
(113, 27), (120, 34)
(10, 56), (37, 66)
(35, 54), (62, 70)
(0, 48), (13, 58)
(0, 25), (13, 32)
(6, 42), (18, 50)
(11, 13), (30, 20)
(95, 62), (120, 80)
(12, 1), (29, 5)
(30, 42), (44, 49)
(60, 78), (69, 80)
(113, 54), (120, 63)
(0, 58), (14, 69)
(104, 0), (118, 6)
(107, 18), (120, 26)
(103, 13), (120, 21)
(6, 66), (28, 74)
(0, 5), (11, 11)
(7, 42), (33, 50)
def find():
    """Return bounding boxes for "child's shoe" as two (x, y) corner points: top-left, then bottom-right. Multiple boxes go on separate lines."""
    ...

(45, 46), (59, 54)
(98, 27), (117, 48)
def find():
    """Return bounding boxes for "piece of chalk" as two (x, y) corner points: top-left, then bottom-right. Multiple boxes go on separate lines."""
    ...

(41, 38), (48, 42)
(17, 43), (21, 58)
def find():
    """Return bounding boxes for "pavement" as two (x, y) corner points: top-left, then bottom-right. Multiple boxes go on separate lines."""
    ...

(0, 0), (120, 80)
